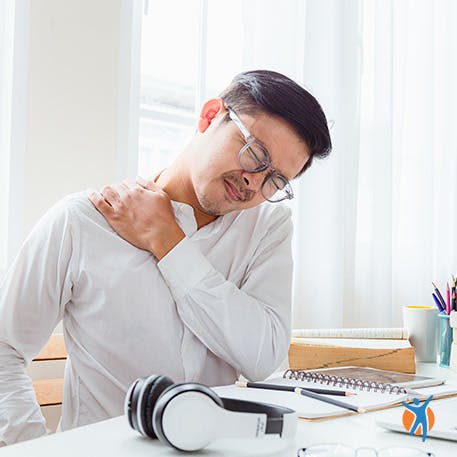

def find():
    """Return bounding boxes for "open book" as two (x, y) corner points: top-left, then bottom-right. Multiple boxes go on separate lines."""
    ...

(213, 367), (457, 421)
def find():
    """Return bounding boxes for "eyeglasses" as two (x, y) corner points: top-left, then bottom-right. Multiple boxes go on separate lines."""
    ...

(298, 444), (434, 457)
(227, 107), (294, 203)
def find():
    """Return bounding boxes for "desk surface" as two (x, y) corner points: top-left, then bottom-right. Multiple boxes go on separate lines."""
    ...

(2, 364), (457, 457)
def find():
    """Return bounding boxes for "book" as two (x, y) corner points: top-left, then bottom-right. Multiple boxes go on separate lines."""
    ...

(288, 337), (416, 374)
(214, 367), (456, 421)
(292, 327), (409, 339)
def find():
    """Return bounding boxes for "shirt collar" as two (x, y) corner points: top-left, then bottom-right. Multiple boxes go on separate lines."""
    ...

(154, 170), (228, 240)
(171, 200), (228, 240)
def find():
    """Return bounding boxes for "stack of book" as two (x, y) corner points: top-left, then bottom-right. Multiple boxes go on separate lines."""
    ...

(288, 327), (416, 374)
(450, 311), (457, 371)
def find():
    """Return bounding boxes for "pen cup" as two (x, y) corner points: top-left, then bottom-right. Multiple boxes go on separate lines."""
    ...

(438, 313), (453, 367)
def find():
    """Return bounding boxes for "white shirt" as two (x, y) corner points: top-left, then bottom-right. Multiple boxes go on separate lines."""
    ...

(0, 191), (293, 445)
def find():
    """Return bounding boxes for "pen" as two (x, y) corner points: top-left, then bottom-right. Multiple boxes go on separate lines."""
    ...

(294, 387), (366, 413)
(235, 381), (355, 397)
(447, 282), (451, 315)
(432, 282), (447, 311)
(452, 277), (456, 312)
(432, 293), (445, 313)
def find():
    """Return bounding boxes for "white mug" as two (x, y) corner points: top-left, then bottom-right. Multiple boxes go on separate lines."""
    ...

(402, 306), (439, 362)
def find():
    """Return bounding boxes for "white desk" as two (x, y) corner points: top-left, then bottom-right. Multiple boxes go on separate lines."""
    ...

(2, 364), (457, 456)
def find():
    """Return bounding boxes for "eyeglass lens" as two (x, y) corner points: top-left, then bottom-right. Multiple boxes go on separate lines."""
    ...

(239, 144), (290, 202)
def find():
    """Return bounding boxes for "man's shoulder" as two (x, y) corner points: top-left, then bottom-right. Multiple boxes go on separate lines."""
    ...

(59, 189), (92, 207)
(52, 190), (109, 228)
(56, 190), (97, 216)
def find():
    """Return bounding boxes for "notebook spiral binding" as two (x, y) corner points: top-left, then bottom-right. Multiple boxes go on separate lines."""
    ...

(283, 369), (408, 395)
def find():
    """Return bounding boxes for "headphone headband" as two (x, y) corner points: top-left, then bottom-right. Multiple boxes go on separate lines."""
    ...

(220, 397), (296, 437)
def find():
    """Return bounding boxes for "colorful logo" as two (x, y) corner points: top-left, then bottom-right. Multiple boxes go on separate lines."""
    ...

(401, 395), (435, 442)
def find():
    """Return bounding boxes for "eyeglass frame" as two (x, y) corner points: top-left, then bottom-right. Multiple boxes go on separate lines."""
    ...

(225, 106), (294, 203)
(297, 443), (434, 457)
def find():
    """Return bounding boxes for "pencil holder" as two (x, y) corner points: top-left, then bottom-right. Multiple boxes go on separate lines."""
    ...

(438, 313), (453, 367)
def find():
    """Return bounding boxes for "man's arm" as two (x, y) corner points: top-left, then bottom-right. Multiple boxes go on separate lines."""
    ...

(0, 198), (76, 445)
(90, 180), (292, 381)
(157, 210), (293, 381)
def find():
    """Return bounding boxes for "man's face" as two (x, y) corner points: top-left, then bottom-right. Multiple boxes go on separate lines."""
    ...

(190, 107), (310, 216)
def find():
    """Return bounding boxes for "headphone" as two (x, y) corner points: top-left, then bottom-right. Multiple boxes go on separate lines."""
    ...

(124, 374), (298, 452)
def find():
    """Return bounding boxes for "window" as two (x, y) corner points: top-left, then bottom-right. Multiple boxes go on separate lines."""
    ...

(138, 0), (244, 177)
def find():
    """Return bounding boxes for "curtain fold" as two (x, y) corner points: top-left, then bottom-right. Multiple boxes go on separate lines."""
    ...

(294, 0), (457, 328)
(292, 0), (362, 328)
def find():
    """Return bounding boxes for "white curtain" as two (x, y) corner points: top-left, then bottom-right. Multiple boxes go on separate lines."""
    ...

(240, 0), (457, 328)
(0, 0), (15, 275)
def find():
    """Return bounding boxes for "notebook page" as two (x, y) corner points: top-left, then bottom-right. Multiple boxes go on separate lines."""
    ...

(213, 384), (407, 420)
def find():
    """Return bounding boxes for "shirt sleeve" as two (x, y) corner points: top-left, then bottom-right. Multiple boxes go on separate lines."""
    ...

(0, 197), (77, 445)
(157, 207), (293, 381)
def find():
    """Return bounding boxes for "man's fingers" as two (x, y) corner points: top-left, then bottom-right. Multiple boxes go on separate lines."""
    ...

(136, 176), (159, 191)
(110, 182), (129, 201)
(100, 185), (121, 208)
(89, 191), (115, 216)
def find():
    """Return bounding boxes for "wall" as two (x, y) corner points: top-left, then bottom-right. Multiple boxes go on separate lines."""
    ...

(22, 0), (122, 237)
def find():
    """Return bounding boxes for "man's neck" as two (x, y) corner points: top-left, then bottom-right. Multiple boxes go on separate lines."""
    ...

(154, 167), (217, 230)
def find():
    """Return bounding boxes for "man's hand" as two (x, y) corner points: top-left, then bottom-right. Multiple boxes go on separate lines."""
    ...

(88, 177), (185, 260)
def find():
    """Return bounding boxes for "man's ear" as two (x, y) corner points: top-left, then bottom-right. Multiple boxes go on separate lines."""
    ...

(197, 98), (225, 133)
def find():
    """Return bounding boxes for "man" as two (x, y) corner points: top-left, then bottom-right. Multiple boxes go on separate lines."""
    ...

(0, 70), (331, 445)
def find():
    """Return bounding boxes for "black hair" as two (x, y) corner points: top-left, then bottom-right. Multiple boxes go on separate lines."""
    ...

(219, 70), (332, 175)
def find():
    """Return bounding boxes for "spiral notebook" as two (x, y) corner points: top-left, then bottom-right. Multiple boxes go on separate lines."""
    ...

(283, 366), (445, 391)
(214, 366), (457, 421)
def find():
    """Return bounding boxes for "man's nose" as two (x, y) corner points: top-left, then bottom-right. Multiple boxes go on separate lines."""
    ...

(241, 170), (266, 192)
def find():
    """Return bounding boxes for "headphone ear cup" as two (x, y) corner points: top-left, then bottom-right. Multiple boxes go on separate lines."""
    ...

(139, 375), (174, 439)
(125, 377), (143, 431)
(153, 383), (224, 451)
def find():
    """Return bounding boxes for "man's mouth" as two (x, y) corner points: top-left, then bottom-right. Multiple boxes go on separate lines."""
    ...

(224, 179), (242, 201)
